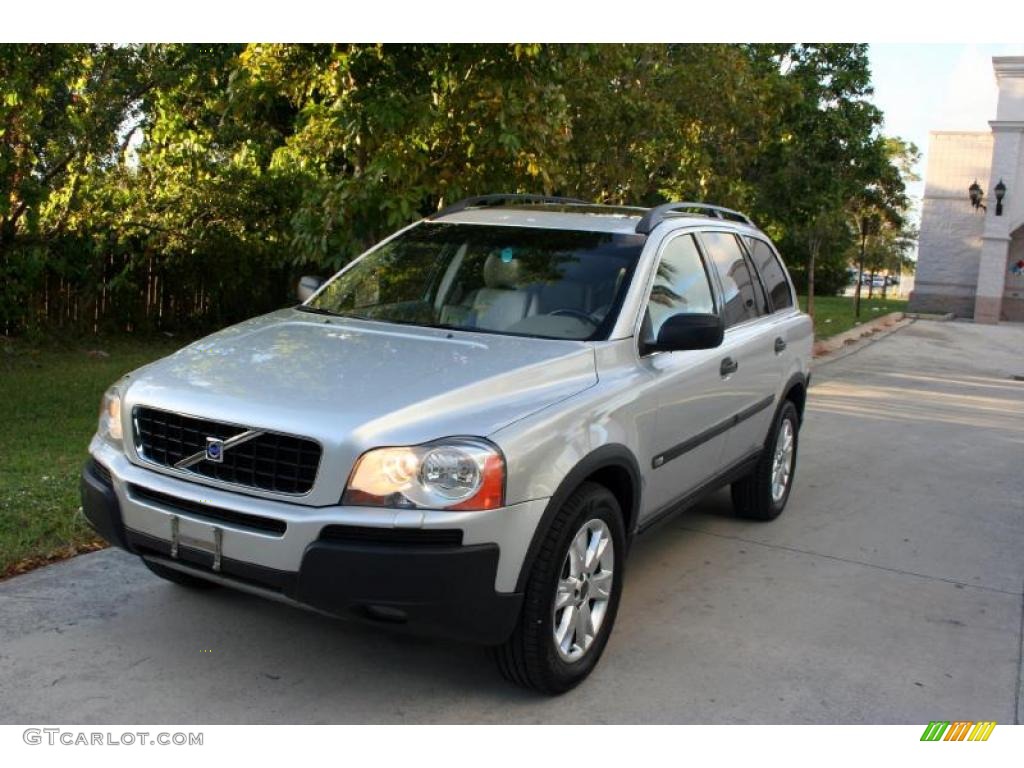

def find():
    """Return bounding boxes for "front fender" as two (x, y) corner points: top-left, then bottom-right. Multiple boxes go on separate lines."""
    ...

(506, 443), (641, 594)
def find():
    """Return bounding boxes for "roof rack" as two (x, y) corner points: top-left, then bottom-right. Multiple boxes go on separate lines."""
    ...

(431, 194), (589, 220)
(635, 202), (755, 234)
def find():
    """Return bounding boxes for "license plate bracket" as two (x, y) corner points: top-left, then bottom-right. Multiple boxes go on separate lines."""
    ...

(169, 514), (223, 572)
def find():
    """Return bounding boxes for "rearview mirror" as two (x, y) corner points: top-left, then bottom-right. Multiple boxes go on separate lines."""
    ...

(650, 313), (724, 353)
(297, 275), (324, 303)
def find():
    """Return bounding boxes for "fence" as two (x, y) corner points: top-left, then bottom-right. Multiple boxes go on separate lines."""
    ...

(1, 246), (294, 338)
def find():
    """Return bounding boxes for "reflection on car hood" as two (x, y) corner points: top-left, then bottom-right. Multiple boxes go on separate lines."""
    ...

(124, 309), (598, 447)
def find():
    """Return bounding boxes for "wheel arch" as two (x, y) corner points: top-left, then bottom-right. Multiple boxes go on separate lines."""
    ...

(513, 444), (641, 594)
(781, 371), (809, 423)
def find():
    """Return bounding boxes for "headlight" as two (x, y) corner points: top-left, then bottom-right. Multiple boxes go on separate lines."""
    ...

(342, 438), (505, 511)
(97, 381), (125, 446)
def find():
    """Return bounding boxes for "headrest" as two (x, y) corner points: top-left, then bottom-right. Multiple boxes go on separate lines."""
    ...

(483, 252), (522, 289)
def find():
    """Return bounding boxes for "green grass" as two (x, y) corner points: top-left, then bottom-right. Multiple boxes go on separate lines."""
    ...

(0, 336), (183, 577)
(798, 294), (908, 339)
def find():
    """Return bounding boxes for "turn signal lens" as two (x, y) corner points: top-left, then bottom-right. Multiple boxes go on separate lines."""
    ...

(447, 453), (505, 511)
(343, 438), (505, 511)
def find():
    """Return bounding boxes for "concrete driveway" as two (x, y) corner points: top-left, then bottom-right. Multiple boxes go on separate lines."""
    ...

(2, 319), (1022, 723)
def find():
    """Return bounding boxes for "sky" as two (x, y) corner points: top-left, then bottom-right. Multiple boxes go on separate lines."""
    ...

(868, 43), (1024, 222)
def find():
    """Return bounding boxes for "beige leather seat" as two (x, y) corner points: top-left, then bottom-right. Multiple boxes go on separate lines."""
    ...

(466, 253), (536, 331)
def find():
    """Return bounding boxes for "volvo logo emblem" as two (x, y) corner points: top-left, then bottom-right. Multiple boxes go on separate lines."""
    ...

(205, 437), (225, 463)
(173, 429), (266, 471)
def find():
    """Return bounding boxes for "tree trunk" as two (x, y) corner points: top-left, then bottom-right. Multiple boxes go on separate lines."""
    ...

(806, 239), (817, 318)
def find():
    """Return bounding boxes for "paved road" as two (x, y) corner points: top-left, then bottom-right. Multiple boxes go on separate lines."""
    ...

(2, 320), (1022, 723)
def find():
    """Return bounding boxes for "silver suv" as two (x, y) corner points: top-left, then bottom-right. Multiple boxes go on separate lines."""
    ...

(82, 196), (812, 693)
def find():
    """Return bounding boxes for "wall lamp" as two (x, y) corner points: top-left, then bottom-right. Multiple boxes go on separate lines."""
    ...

(968, 180), (986, 212)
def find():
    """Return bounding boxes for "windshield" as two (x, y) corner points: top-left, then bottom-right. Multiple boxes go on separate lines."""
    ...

(306, 223), (645, 340)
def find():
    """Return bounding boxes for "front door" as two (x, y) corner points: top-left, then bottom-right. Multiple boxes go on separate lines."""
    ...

(637, 231), (737, 522)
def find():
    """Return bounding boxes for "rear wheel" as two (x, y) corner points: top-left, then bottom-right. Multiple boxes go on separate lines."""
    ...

(142, 559), (219, 589)
(731, 399), (800, 521)
(494, 482), (625, 694)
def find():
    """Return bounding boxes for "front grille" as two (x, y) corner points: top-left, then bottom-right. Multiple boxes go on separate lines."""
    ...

(129, 484), (287, 536)
(133, 407), (321, 495)
(319, 525), (464, 547)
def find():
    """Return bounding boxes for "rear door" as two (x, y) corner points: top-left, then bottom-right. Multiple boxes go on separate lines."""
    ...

(743, 231), (807, 395)
(697, 230), (782, 465)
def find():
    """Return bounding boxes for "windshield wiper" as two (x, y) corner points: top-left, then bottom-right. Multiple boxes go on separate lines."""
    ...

(295, 309), (469, 334)
(294, 305), (344, 317)
(372, 317), (469, 333)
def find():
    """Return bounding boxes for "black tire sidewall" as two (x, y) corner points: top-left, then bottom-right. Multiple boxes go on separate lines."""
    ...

(532, 484), (626, 692)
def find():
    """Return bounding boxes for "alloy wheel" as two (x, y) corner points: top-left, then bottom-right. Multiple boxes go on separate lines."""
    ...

(771, 418), (795, 503)
(552, 518), (615, 663)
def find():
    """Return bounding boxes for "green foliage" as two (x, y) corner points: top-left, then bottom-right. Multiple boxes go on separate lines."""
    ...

(847, 136), (921, 296)
(239, 44), (579, 268)
(744, 45), (914, 311)
(0, 43), (917, 336)
(1, 44), (148, 332)
(781, 216), (858, 297)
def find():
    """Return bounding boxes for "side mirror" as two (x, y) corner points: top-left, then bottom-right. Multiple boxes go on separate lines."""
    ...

(650, 313), (724, 353)
(297, 275), (324, 303)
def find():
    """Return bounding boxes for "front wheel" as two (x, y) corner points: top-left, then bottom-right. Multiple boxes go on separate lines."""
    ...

(493, 482), (625, 694)
(731, 399), (800, 521)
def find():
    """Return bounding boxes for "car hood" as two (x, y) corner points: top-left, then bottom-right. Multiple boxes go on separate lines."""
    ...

(123, 309), (597, 500)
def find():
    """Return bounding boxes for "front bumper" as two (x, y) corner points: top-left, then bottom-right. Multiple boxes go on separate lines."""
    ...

(82, 445), (539, 645)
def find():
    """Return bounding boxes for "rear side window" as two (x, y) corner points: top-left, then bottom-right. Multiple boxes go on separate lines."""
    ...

(700, 231), (763, 327)
(746, 237), (794, 311)
(645, 234), (715, 339)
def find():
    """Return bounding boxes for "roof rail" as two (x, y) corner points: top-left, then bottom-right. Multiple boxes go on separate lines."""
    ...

(635, 202), (755, 234)
(431, 194), (589, 220)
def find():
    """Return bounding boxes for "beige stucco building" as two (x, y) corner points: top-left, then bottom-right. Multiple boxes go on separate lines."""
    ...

(911, 57), (1024, 322)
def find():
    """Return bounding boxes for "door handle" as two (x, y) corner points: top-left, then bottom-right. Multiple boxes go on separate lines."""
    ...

(774, 337), (787, 354)
(720, 357), (738, 377)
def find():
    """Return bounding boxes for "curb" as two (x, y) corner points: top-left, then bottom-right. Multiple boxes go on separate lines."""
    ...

(812, 312), (907, 359)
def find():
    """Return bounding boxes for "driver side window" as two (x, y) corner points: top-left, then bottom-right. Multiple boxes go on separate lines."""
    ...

(643, 234), (716, 342)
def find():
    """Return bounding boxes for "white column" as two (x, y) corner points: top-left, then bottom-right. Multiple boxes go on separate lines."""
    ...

(974, 233), (1011, 323)
(974, 58), (1024, 323)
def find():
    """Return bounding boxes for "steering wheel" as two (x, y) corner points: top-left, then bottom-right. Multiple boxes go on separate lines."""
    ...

(549, 308), (599, 325)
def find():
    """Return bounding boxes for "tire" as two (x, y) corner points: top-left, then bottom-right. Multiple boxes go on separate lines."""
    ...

(493, 482), (626, 695)
(731, 399), (800, 521)
(143, 559), (219, 589)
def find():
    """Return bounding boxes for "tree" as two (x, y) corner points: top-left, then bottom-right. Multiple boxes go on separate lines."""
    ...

(859, 222), (918, 298)
(749, 44), (899, 315)
(77, 44), (302, 330)
(556, 44), (782, 209)
(0, 45), (149, 247)
(0, 44), (149, 332)
(848, 136), (919, 303)
(237, 44), (574, 269)
(0, 43), (918, 337)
